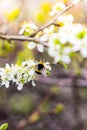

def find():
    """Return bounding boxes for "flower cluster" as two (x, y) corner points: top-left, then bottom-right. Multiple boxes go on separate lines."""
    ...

(26, 13), (87, 64)
(18, 0), (87, 65)
(46, 15), (87, 64)
(19, 21), (37, 36)
(0, 60), (51, 90)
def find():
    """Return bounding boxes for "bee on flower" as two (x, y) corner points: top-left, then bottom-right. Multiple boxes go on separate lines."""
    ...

(0, 60), (51, 90)
(35, 61), (51, 76)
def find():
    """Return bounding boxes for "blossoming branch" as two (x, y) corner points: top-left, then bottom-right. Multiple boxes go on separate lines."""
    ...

(0, 60), (51, 90)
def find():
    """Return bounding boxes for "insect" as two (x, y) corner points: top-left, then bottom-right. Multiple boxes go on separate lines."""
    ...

(35, 61), (51, 76)
(35, 61), (44, 75)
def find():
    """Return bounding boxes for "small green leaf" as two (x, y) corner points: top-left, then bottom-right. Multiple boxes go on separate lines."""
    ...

(59, 61), (67, 69)
(77, 30), (86, 39)
(54, 39), (60, 45)
(50, 86), (59, 95)
(46, 70), (51, 76)
(0, 123), (8, 130)
(55, 104), (64, 114)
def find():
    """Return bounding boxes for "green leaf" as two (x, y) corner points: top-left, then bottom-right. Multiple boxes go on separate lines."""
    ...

(55, 104), (64, 114)
(46, 70), (51, 76)
(50, 86), (59, 95)
(59, 61), (68, 69)
(54, 39), (61, 45)
(0, 123), (8, 130)
(77, 30), (86, 39)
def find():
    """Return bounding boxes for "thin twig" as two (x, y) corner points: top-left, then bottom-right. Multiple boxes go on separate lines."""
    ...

(17, 90), (52, 129)
(0, 3), (78, 43)
(0, 34), (46, 43)
(38, 75), (87, 88)
(0, 1), (81, 45)
(30, 3), (75, 37)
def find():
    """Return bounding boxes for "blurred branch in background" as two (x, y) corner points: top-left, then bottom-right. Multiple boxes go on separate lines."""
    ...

(17, 90), (52, 129)
(72, 76), (83, 130)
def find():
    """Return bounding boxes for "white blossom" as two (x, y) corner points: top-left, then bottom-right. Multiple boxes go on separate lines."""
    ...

(44, 25), (55, 35)
(44, 62), (52, 71)
(22, 59), (35, 67)
(17, 83), (23, 91)
(41, 15), (87, 64)
(50, 2), (66, 16)
(37, 44), (44, 53)
(27, 42), (36, 49)
(27, 42), (44, 53)
(0, 60), (51, 90)
(26, 16), (86, 65)
(32, 80), (36, 87)
(19, 22), (37, 35)
(40, 35), (48, 41)
(57, 14), (74, 25)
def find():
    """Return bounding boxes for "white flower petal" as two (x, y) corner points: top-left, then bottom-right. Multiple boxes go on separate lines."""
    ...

(17, 84), (23, 91)
(19, 28), (24, 35)
(61, 55), (71, 64)
(29, 23), (37, 30)
(40, 35), (48, 41)
(37, 44), (44, 53)
(32, 80), (36, 87)
(80, 48), (87, 58)
(28, 69), (35, 76)
(5, 81), (9, 88)
(27, 42), (36, 49)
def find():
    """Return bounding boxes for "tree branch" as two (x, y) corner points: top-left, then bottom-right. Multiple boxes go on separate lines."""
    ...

(38, 75), (87, 88)
(30, 3), (75, 37)
(0, 34), (46, 43)
(0, 2), (80, 43)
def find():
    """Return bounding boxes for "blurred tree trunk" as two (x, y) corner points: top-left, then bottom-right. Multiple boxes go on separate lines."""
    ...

(72, 76), (84, 130)
(0, 88), (8, 120)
